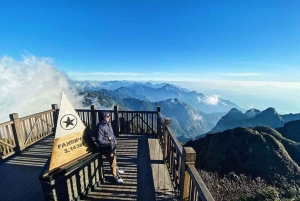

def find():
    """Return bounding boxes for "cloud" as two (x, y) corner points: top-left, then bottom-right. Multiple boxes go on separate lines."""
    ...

(192, 114), (203, 121)
(152, 72), (178, 76)
(188, 109), (203, 121)
(0, 54), (83, 122)
(69, 72), (145, 76)
(197, 95), (220, 105)
(69, 71), (179, 77)
(221, 73), (264, 77)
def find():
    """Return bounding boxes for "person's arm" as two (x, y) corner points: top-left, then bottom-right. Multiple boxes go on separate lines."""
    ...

(108, 123), (117, 147)
(96, 127), (110, 144)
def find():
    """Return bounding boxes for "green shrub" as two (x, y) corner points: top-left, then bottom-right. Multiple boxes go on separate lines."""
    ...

(255, 186), (280, 200)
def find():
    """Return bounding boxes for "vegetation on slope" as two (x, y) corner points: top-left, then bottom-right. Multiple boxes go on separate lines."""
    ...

(276, 120), (300, 143)
(185, 126), (300, 199)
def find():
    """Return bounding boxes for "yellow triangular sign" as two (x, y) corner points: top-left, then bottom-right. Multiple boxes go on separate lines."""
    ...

(49, 92), (93, 171)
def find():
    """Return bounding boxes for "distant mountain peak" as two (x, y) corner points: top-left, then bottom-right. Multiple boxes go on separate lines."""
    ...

(166, 98), (181, 104)
(228, 108), (243, 114)
(116, 86), (127, 90)
(245, 108), (261, 118)
(264, 107), (277, 113)
(246, 108), (261, 113)
(259, 107), (282, 119)
(161, 84), (178, 91)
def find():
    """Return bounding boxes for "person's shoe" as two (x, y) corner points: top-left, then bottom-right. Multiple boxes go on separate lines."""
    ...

(118, 169), (125, 174)
(114, 175), (123, 184)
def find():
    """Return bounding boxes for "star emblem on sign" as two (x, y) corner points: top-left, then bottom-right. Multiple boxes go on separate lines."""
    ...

(60, 114), (77, 130)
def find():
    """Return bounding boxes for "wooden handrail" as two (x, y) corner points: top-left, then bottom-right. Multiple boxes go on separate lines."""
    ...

(19, 109), (55, 121)
(39, 152), (104, 201)
(166, 126), (183, 154)
(0, 120), (14, 127)
(0, 139), (15, 148)
(187, 165), (215, 201)
(159, 114), (214, 201)
(0, 120), (15, 159)
(76, 109), (114, 112)
(119, 110), (157, 114)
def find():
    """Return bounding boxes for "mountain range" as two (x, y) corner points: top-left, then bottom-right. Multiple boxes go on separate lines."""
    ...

(276, 120), (300, 143)
(77, 81), (300, 143)
(80, 89), (223, 140)
(76, 81), (242, 113)
(185, 126), (300, 195)
(210, 107), (300, 133)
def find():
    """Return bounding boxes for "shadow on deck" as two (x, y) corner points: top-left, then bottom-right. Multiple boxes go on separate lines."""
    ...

(0, 135), (54, 201)
(0, 134), (178, 201)
(83, 134), (177, 201)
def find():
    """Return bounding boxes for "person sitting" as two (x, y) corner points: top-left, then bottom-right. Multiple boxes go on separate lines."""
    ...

(96, 111), (124, 184)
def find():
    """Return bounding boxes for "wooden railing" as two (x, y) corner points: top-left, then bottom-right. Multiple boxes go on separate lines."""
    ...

(0, 104), (57, 159)
(39, 152), (103, 201)
(19, 109), (55, 147)
(187, 165), (214, 200)
(119, 110), (157, 134)
(0, 104), (214, 201)
(156, 108), (214, 201)
(0, 121), (15, 159)
(76, 105), (158, 136)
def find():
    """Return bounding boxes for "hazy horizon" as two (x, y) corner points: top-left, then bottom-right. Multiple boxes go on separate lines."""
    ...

(1, 55), (299, 123)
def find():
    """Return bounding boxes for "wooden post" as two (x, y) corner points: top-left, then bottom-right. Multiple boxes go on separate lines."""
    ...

(180, 147), (196, 201)
(163, 118), (171, 160)
(10, 113), (26, 152)
(114, 106), (120, 137)
(157, 106), (161, 113)
(91, 104), (96, 130)
(156, 106), (162, 138)
(51, 104), (59, 133)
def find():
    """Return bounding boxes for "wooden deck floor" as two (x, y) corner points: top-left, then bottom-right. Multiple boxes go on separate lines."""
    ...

(83, 134), (178, 201)
(0, 135), (54, 201)
(0, 134), (178, 201)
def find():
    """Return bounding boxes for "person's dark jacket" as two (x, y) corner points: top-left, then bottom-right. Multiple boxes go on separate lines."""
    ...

(96, 111), (117, 149)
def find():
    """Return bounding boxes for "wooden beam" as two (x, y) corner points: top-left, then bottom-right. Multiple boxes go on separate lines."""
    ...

(91, 105), (96, 130)
(10, 113), (26, 152)
(187, 165), (215, 201)
(179, 147), (196, 201)
(0, 139), (15, 148)
(114, 106), (120, 137)
(163, 118), (171, 160)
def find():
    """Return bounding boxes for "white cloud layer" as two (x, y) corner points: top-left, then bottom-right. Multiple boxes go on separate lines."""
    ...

(0, 55), (83, 122)
(197, 95), (220, 105)
(69, 72), (145, 76)
(221, 73), (263, 76)
(171, 80), (300, 114)
(68, 71), (180, 80)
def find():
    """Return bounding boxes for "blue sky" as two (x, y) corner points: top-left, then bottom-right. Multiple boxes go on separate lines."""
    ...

(1, 0), (300, 82)
(1, 1), (300, 114)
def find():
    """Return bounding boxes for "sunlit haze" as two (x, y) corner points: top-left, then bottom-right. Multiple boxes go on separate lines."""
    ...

(0, 55), (84, 122)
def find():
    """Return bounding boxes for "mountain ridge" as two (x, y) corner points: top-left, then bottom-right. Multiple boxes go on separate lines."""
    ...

(210, 107), (300, 133)
(75, 80), (243, 114)
(185, 126), (300, 192)
(80, 90), (220, 140)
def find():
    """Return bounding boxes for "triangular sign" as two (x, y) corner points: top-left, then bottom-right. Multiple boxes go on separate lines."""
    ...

(49, 92), (93, 171)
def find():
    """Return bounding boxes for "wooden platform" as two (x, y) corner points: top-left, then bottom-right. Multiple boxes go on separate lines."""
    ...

(0, 134), (178, 201)
(0, 135), (54, 201)
(83, 134), (178, 201)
